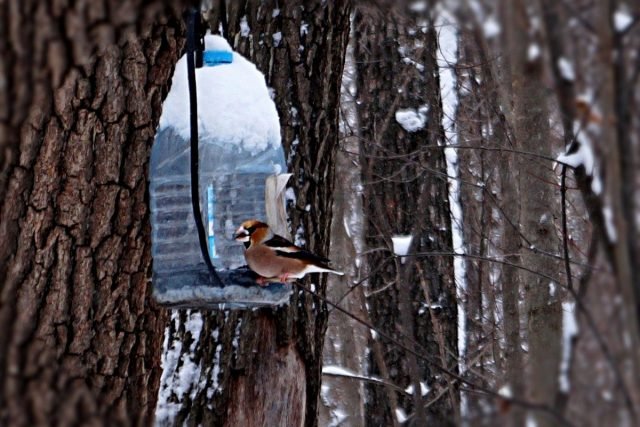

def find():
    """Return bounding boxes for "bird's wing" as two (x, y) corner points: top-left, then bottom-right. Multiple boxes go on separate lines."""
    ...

(263, 234), (332, 265)
(274, 249), (332, 268)
(262, 234), (301, 253)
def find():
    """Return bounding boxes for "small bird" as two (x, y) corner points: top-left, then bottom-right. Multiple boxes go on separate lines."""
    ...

(234, 219), (343, 286)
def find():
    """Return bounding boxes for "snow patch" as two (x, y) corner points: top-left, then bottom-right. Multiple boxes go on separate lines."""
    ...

(557, 127), (602, 195)
(158, 35), (281, 154)
(528, 44), (541, 62)
(409, 1), (427, 12)
(405, 381), (430, 396)
(614, 9), (633, 32)
(557, 57), (575, 81)
(240, 16), (250, 37)
(498, 384), (513, 398)
(272, 32), (282, 47)
(391, 235), (413, 257)
(559, 301), (578, 392)
(483, 17), (501, 38)
(603, 206), (617, 243)
(395, 107), (428, 132)
(436, 9), (468, 420)
(395, 408), (409, 423)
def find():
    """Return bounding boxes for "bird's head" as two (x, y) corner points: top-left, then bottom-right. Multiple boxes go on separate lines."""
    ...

(234, 219), (271, 246)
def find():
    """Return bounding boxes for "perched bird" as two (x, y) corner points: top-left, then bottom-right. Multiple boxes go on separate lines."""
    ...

(234, 219), (343, 286)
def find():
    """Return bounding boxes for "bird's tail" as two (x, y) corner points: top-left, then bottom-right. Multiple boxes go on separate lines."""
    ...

(305, 265), (344, 276)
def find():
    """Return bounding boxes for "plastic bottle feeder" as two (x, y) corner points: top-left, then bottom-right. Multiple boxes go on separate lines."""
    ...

(149, 34), (292, 309)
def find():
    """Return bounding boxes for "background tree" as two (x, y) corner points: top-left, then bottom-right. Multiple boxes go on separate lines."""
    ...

(353, 3), (458, 425)
(0, 1), (183, 425)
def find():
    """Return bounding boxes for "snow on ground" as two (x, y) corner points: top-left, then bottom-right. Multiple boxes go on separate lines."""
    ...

(158, 34), (281, 154)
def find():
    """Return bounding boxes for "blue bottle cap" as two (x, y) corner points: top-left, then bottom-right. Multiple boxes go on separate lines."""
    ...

(203, 50), (233, 66)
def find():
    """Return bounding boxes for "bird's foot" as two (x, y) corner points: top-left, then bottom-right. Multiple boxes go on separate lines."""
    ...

(256, 276), (269, 287)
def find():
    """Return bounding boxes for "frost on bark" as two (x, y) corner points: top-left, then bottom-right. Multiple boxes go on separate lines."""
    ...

(353, 4), (458, 426)
(155, 2), (351, 427)
(0, 1), (183, 425)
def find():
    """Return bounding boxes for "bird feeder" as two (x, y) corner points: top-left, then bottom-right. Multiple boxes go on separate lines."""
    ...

(149, 31), (292, 309)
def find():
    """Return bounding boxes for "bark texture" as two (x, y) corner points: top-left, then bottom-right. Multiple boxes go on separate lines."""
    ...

(506, 2), (563, 425)
(0, 1), (183, 425)
(155, 2), (352, 426)
(353, 4), (458, 426)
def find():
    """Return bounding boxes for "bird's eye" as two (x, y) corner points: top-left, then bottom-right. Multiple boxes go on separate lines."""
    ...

(246, 226), (256, 233)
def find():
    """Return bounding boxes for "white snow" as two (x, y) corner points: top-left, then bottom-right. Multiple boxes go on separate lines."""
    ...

(557, 57), (575, 81)
(559, 301), (578, 392)
(409, 1), (427, 12)
(498, 384), (513, 398)
(329, 409), (348, 427)
(527, 44), (541, 62)
(156, 311), (206, 425)
(395, 408), (409, 423)
(405, 381), (430, 396)
(557, 124), (595, 175)
(391, 235), (414, 257)
(395, 107), (427, 132)
(272, 32), (282, 46)
(483, 17), (501, 38)
(300, 22), (309, 36)
(603, 206), (617, 243)
(614, 9), (633, 32)
(436, 9), (467, 421)
(240, 16), (250, 37)
(158, 34), (281, 154)
(549, 282), (556, 297)
(322, 365), (360, 377)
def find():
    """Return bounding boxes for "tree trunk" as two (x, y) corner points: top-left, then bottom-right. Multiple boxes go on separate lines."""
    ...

(353, 4), (458, 425)
(0, 1), (183, 425)
(155, 2), (352, 426)
(506, 2), (563, 426)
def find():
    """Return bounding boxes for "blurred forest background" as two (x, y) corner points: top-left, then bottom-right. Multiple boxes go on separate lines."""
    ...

(1, 0), (639, 426)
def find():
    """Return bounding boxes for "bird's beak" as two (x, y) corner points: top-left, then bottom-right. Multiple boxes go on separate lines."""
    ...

(234, 227), (250, 242)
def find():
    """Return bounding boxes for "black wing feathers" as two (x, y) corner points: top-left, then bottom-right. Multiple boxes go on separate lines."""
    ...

(263, 234), (332, 266)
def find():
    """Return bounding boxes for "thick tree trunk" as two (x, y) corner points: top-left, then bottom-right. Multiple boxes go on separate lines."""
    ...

(155, 2), (352, 426)
(506, 2), (563, 426)
(0, 1), (183, 425)
(353, 4), (458, 425)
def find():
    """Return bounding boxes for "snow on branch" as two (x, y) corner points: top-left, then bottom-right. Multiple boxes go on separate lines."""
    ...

(556, 122), (602, 195)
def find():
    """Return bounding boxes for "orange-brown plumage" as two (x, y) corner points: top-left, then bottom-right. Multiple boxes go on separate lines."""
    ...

(234, 219), (343, 286)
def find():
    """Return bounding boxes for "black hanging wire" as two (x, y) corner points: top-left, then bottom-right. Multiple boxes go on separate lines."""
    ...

(185, 7), (223, 286)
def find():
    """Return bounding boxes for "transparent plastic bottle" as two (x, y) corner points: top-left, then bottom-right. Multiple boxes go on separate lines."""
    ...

(149, 126), (286, 274)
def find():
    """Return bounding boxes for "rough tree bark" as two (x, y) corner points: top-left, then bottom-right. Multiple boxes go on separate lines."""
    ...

(353, 3), (458, 426)
(506, 2), (563, 426)
(0, 1), (183, 425)
(454, 19), (502, 425)
(155, 2), (352, 426)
